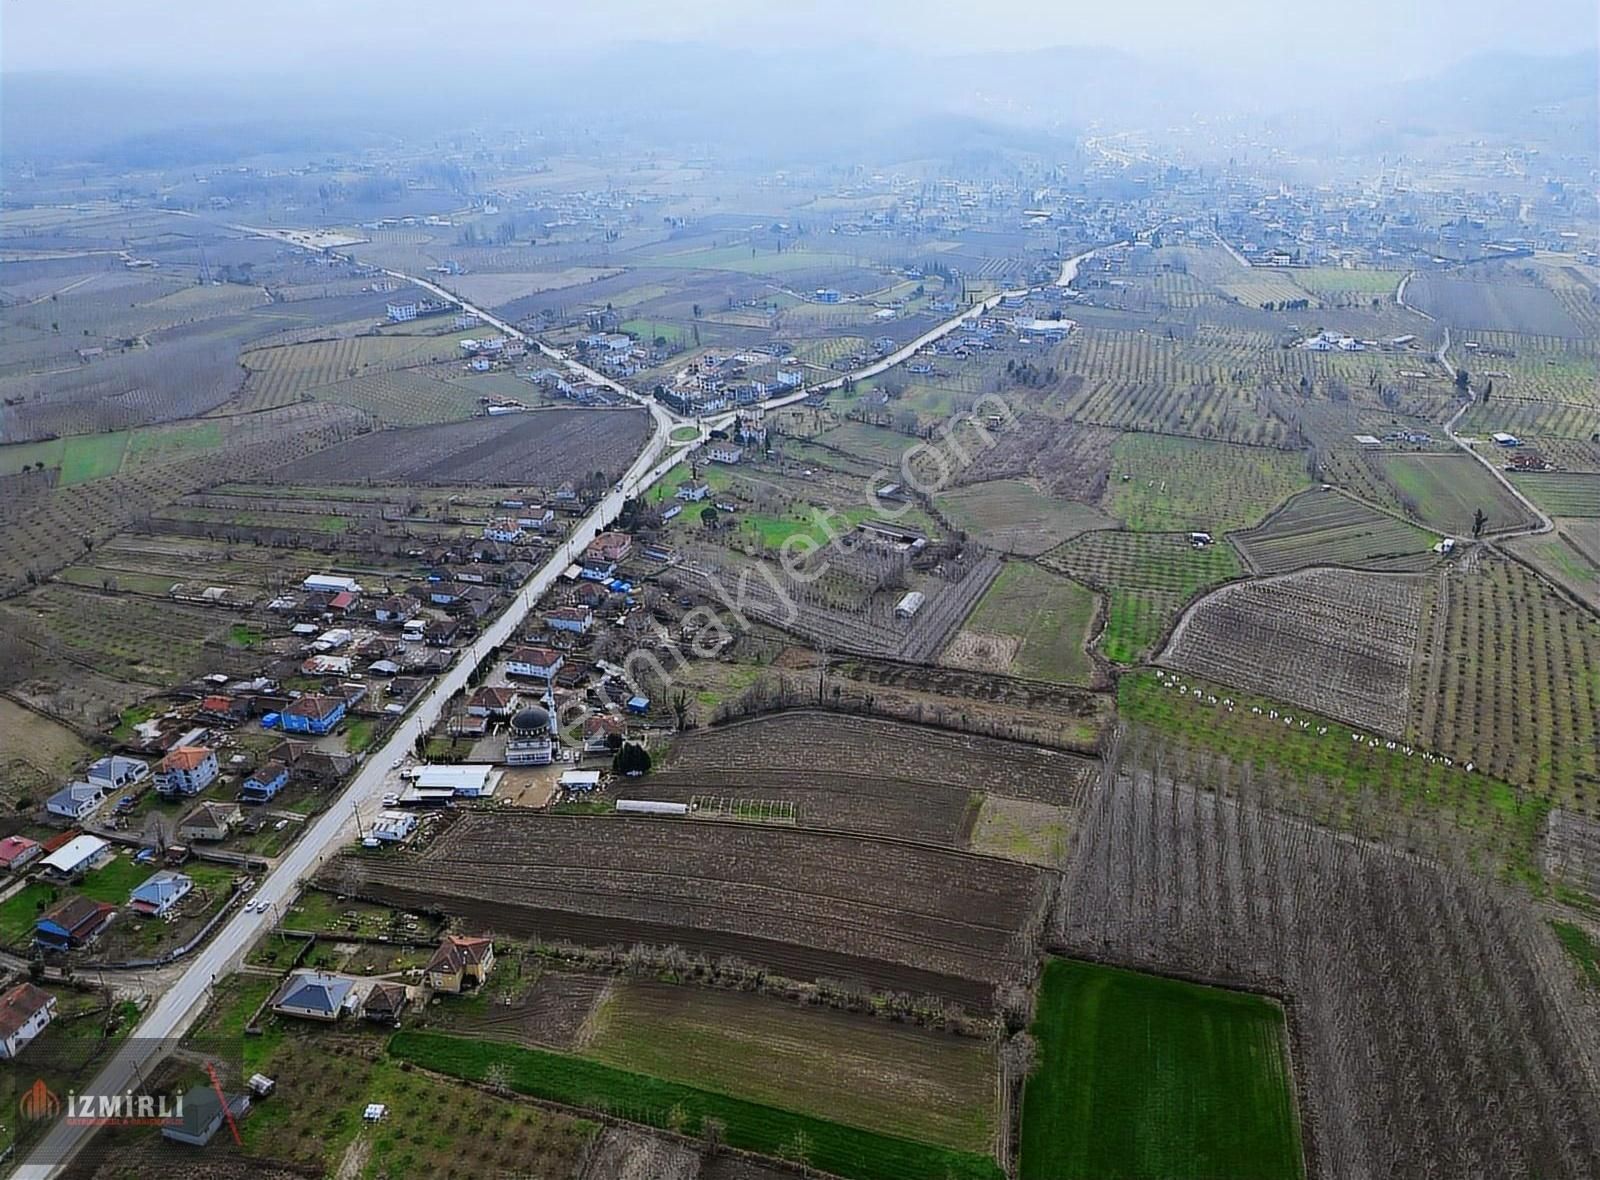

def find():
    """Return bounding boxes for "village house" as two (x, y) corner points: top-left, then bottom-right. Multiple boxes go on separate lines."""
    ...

(545, 606), (593, 634)
(675, 480), (711, 502)
(272, 970), (358, 1022)
(179, 801), (242, 843)
(129, 870), (193, 918)
(582, 713), (626, 754)
(466, 685), (519, 719)
(161, 1086), (252, 1148)
(155, 746), (220, 797)
(35, 894), (116, 951)
(706, 443), (744, 464)
(483, 518), (525, 544)
(280, 694), (346, 736)
(197, 695), (249, 726)
(241, 762), (290, 805)
(0, 835), (44, 873)
(584, 531), (632, 568)
(425, 935), (496, 994)
(84, 755), (149, 792)
(39, 835), (113, 881)
(505, 646), (564, 681)
(374, 595), (419, 625)
(363, 981), (411, 1024)
(0, 982), (57, 1059)
(46, 781), (109, 822)
(370, 811), (417, 843)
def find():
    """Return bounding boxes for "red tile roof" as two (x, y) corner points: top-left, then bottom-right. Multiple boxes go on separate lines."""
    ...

(0, 982), (54, 1039)
(161, 746), (214, 772)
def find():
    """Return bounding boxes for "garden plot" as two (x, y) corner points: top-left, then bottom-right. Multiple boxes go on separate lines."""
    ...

(1406, 272), (1584, 336)
(1232, 487), (1440, 573)
(268, 407), (650, 487)
(334, 812), (1048, 1010)
(1055, 764), (1600, 1180)
(1159, 568), (1425, 734)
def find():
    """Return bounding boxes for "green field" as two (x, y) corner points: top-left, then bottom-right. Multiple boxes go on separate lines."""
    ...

(1104, 435), (1308, 533)
(1020, 959), (1303, 1180)
(584, 981), (995, 1152)
(1511, 472), (1600, 517)
(391, 1030), (1002, 1180)
(957, 562), (1099, 684)
(1382, 453), (1535, 535)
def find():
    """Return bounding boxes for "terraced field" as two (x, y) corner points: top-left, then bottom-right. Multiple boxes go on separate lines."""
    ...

(1232, 487), (1440, 573)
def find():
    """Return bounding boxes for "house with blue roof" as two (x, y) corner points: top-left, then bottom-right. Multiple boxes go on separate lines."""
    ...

(129, 870), (192, 918)
(241, 762), (290, 805)
(272, 970), (358, 1022)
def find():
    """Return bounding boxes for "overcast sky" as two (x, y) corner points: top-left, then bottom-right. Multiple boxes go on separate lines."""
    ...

(4, 0), (1596, 84)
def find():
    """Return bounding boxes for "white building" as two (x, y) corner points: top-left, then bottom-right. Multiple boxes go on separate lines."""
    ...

(894, 590), (925, 619)
(0, 983), (57, 1060)
(400, 765), (503, 802)
(370, 811), (418, 843)
(39, 835), (113, 880)
(302, 575), (363, 595)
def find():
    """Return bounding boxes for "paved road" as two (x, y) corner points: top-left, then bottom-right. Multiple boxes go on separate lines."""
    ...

(1433, 327), (1552, 541)
(16, 224), (1110, 1177)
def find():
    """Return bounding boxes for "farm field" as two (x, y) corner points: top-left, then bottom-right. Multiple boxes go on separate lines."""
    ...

(966, 796), (1070, 866)
(393, 1029), (1003, 1180)
(334, 811), (1048, 1010)
(0, 699), (91, 808)
(1412, 555), (1600, 799)
(1057, 766), (1600, 1178)
(1019, 959), (1302, 1180)
(1040, 530), (1243, 663)
(944, 561), (1099, 685)
(936, 479), (1114, 556)
(1508, 524), (1600, 610)
(584, 980), (997, 1153)
(1103, 434), (1309, 533)
(267, 407), (650, 486)
(1160, 568), (1425, 734)
(1510, 471), (1600, 516)
(1381, 452), (1537, 535)
(1232, 487), (1440, 573)
(1406, 272), (1583, 336)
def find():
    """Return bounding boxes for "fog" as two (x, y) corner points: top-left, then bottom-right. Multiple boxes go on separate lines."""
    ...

(2, 0), (1596, 166)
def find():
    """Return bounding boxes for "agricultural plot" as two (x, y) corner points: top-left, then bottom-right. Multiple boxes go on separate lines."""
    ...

(1232, 487), (1440, 573)
(1048, 322), (1294, 447)
(1511, 471), (1600, 516)
(1407, 272), (1583, 336)
(1020, 959), (1302, 1180)
(955, 417), (1119, 504)
(1380, 452), (1536, 535)
(936, 479), (1114, 556)
(943, 562), (1099, 686)
(268, 407), (650, 486)
(1104, 434), (1309, 533)
(1056, 765), (1600, 1180)
(966, 796), (1071, 866)
(1294, 267), (1405, 303)
(1508, 523), (1600, 610)
(336, 811), (1048, 1010)
(585, 980), (997, 1153)
(1160, 568), (1425, 734)
(1040, 530), (1243, 663)
(1216, 267), (1316, 308)
(1412, 556), (1599, 798)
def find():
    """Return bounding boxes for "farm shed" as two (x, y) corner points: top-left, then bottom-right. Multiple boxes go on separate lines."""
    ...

(558, 770), (602, 793)
(402, 764), (502, 799)
(40, 835), (113, 880)
(301, 575), (363, 595)
(616, 800), (689, 816)
(895, 591), (926, 619)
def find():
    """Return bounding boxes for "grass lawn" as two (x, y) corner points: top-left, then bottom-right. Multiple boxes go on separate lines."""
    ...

(583, 980), (996, 1152)
(1020, 959), (1303, 1180)
(670, 425), (700, 443)
(959, 562), (1098, 685)
(1105, 435), (1308, 533)
(392, 1029), (1003, 1180)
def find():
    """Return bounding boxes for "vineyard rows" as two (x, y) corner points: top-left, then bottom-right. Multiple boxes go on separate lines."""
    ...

(1232, 488), (1440, 574)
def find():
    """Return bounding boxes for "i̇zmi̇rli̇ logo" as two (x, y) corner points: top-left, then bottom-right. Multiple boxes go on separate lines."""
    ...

(19, 1079), (184, 1127)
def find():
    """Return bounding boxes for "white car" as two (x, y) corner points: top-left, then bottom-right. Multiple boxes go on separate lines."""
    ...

(381, 792), (400, 807)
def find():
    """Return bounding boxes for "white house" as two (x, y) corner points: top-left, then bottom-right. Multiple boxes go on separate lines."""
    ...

(0, 983), (57, 1060)
(676, 481), (711, 502)
(505, 646), (564, 681)
(39, 835), (113, 881)
(302, 574), (363, 595)
(85, 756), (149, 792)
(129, 870), (193, 918)
(707, 444), (744, 464)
